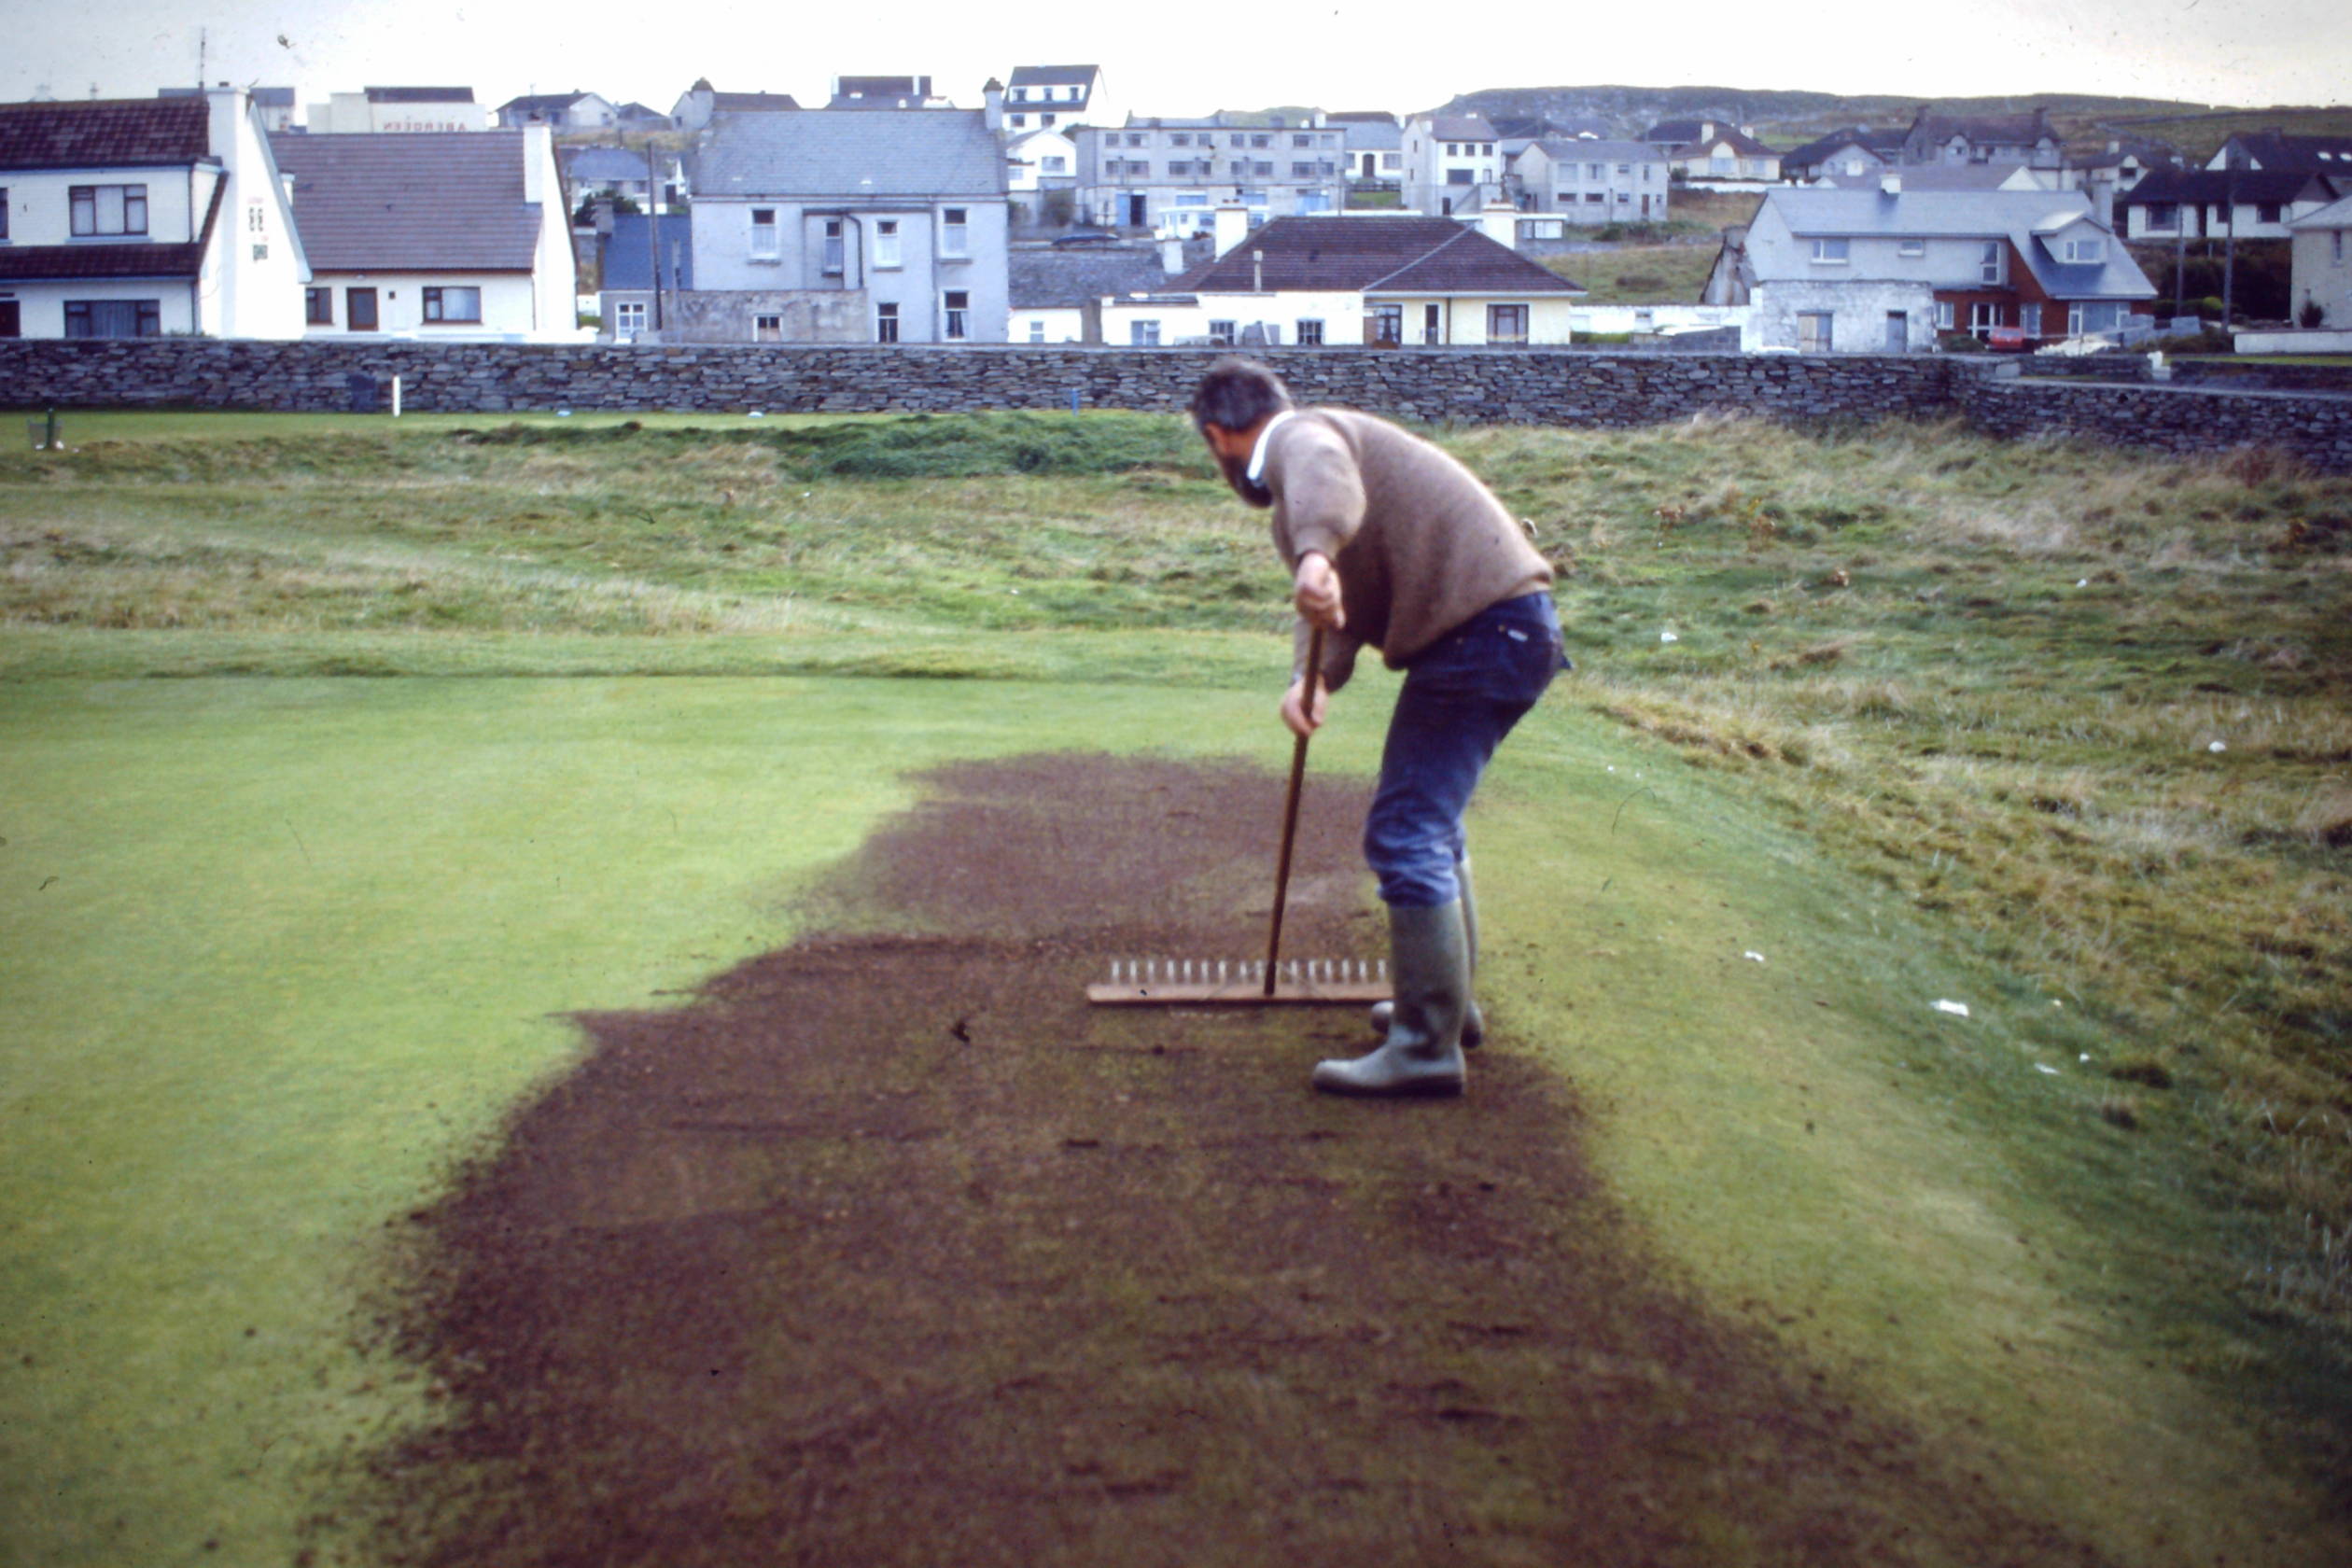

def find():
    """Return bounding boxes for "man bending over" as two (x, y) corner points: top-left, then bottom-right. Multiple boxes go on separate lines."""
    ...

(1190, 357), (1568, 1098)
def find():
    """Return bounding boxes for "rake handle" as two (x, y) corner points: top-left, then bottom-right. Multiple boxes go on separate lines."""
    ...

(1264, 623), (1324, 998)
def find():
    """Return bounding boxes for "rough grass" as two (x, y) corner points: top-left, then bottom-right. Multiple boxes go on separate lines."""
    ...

(1547, 242), (1722, 304)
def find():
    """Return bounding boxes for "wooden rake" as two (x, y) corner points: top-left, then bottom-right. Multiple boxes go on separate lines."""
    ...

(1087, 625), (1390, 1009)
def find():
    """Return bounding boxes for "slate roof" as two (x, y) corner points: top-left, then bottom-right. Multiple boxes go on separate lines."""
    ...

(1664, 125), (1779, 157)
(708, 91), (800, 112)
(565, 146), (660, 182)
(499, 91), (601, 118)
(1425, 116), (1499, 142)
(270, 131), (544, 271)
(1007, 66), (1098, 89)
(1531, 139), (1663, 164)
(1781, 127), (1905, 166)
(1009, 244), (1171, 308)
(2289, 192), (2352, 230)
(1171, 216), (1580, 296)
(599, 214), (694, 290)
(1754, 188), (2153, 300)
(2124, 167), (2341, 206)
(367, 87), (474, 104)
(1828, 164), (2044, 191)
(2227, 131), (2352, 173)
(0, 240), (207, 281)
(1910, 111), (2051, 147)
(0, 96), (211, 172)
(694, 109), (1006, 198)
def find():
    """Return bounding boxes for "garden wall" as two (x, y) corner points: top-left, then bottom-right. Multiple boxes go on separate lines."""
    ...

(5, 339), (2350, 470)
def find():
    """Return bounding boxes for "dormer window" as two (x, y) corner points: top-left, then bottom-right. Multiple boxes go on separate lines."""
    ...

(2063, 235), (2106, 263)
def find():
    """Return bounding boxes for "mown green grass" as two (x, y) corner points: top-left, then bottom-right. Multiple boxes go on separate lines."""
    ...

(4, 409), (2350, 1565)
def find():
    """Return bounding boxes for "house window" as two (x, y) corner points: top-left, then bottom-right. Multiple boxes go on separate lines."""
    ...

(1252, 133), (1270, 148)
(1042, 155), (1067, 175)
(245, 202), (265, 234)
(944, 289), (969, 340)
(63, 299), (161, 338)
(1295, 133), (1311, 147)
(1171, 133), (1191, 147)
(1041, 114), (1057, 128)
(1208, 319), (1236, 345)
(1028, 319), (1045, 343)
(70, 184), (147, 236)
(1980, 242), (2004, 285)
(1487, 303), (1528, 343)
(422, 287), (481, 322)
(753, 314), (781, 343)
(613, 300), (647, 336)
(942, 207), (968, 258)
(1936, 300), (1955, 329)
(2063, 237), (2106, 263)
(1969, 301), (2007, 337)
(1127, 133), (1145, 147)
(1009, 114), (1027, 129)
(2335, 230), (2345, 263)
(1448, 169), (1475, 185)
(304, 287), (332, 325)
(875, 301), (899, 343)
(0, 189), (7, 240)
(875, 220), (901, 269)
(2068, 301), (2122, 335)
(1898, 238), (1925, 258)
(1128, 319), (1161, 345)
(1811, 238), (1849, 264)
(1295, 318), (1324, 345)
(0, 300), (16, 338)
(2144, 202), (2178, 231)
(749, 208), (778, 259)
(1797, 311), (1833, 352)
(823, 219), (844, 274)
(2022, 303), (2042, 336)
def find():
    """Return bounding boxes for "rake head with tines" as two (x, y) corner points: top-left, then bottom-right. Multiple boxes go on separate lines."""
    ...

(1086, 957), (1388, 1007)
(1087, 624), (1384, 1009)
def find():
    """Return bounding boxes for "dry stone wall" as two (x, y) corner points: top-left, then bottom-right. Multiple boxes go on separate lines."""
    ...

(3, 340), (2348, 470)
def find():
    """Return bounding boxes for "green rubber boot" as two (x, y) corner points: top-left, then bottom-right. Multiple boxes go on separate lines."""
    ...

(1367, 858), (1485, 1048)
(1314, 901), (1469, 1098)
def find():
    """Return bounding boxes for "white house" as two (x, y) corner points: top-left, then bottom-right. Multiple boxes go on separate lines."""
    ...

(0, 89), (308, 340)
(305, 87), (484, 134)
(1168, 209), (1582, 347)
(270, 126), (578, 340)
(1400, 114), (1502, 217)
(496, 92), (619, 132)
(1000, 66), (1116, 137)
(1509, 139), (1670, 223)
(2289, 194), (2352, 329)
(1004, 127), (1077, 225)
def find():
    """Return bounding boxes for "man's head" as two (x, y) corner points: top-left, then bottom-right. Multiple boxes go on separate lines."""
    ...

(1190, 357), (1292, 507)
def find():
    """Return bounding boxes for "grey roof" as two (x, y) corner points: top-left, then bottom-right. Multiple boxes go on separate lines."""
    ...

(599, 214), (693, 290)
(499, 91), (603, 116)
(0, 97), (211, 171)
(2290, 192), (2352, 229)
(2126, 167), (2341, 206)
(2227, 131), (2352, 173)
(564, 146), (660, 182)
(1909, 110), (2051, 147)
(1426, 115), (1498, 141)
(1530, 139), (1662, 163)
(694, 109), (1006, 198)
(1007, 65), (1098, 89)
(1008, 245), (1171, 308)
(270, 130), (543, 270)
(1781, 127), (1904, 165)
(1827, 163), (2045, 191)
(1171, 216), (1578, 296)
(1754, 187), (2152, 300)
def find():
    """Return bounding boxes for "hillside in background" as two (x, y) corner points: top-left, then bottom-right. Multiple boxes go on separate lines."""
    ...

(1426, 84), (2289, 150)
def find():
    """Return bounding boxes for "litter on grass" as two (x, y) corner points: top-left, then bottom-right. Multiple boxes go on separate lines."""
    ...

(1932, 999), (1972, 1017)
(1743, 951), (1766, 963)
(2035, 1063), (2061, 1076)
(1659, 630), (1680, 644)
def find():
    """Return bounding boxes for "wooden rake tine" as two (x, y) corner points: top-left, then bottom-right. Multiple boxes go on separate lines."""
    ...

(1261, 623), (1323, 998)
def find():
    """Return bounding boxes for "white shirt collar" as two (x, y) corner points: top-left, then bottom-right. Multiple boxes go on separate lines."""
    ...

(1245, 409), (1298, 484)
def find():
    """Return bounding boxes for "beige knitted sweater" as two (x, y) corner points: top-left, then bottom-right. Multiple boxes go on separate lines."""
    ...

(1262, 409), (1552, 693)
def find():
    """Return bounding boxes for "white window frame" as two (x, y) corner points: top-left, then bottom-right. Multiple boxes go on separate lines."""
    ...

(749, 207), (778, 260)
(2022, 302), (2042, 336)
(421, 286), (482, 323)
(874, 219), (902, 270)
(70, 183), (147, 236)
(943, 289), (969, 341)
(613, 300), (647, 337)
(1898, 238), (1925, 258)
(1487, 303), (1529, 343)
(1980, 241), (2004, 285)
(752, 313), (782, 343)
(1128, 319), (1161, 345)
(1295, 318), (1324, 345)
(875, 301), (899, 343)
(1811, 237), (1850, 264)
(2063, 237), (2106, 263)
(941, 207), (968, 259)
(1935, 300), (1955, 329)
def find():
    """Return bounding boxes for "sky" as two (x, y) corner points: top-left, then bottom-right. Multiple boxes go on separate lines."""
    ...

(7, 0), (2347, 120)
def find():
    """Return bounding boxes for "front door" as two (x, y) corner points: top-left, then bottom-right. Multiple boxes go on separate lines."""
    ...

(0, 300), (18, 339)
(347, 287), (379, 332)
(1127, 194), (1147, 227)
(1885, 311), (1908, 352)
(1422, 302), (1442, 344)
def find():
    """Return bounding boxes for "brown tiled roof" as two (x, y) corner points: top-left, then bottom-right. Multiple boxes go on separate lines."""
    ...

(0, 97), (211, 172)
(0, 242), (206, 281)
(1173, 216), (1577, 296)
(270, 131), (542, 271)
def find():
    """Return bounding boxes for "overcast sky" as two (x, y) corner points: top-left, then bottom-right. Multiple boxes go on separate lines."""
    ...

(8, 0), (2347, 120)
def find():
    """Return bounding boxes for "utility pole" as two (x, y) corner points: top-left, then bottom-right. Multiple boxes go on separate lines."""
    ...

(643, 134), (663, 337)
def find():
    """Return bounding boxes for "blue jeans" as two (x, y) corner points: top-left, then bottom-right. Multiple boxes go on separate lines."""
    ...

(1365, 593), (1567, 908)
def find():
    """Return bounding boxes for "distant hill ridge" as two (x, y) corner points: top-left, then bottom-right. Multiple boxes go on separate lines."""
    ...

(1432, 84), (2219, 140)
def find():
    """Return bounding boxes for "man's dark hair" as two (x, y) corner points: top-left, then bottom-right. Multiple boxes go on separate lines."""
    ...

(1188, 357), (1293, 432)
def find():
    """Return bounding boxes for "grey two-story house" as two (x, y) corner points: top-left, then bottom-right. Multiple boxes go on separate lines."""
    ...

(682, 109), (1009, 343)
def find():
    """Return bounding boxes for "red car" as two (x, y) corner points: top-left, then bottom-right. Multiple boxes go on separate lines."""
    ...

(1986, 325), (2030, 352)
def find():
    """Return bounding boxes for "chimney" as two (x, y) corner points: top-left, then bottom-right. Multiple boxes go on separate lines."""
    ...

(1159, 234), (1185, 274)
(1477, 197), (1519, 249)
(1212, 198), (1249, 259)
(982, 77), (1003, 133)
(1252, 248), (1264, 293)
(521, 124), (553, 207)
